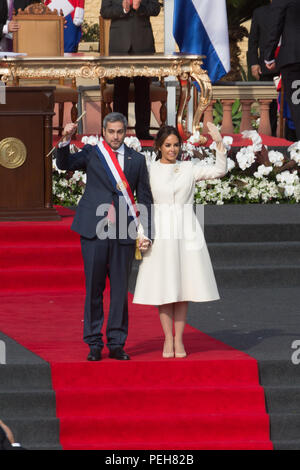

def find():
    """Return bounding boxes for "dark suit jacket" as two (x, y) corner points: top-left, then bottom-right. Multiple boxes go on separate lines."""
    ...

(0, 0), (8, 40)
(0, 0), (36, 40)
(56, 143), (154, 242)
(248, 4), (278, 76)
(100, 0), (160, 54)
(264, 0), (300, 70)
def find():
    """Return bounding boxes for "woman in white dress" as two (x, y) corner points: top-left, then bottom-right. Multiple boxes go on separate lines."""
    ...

(133, 123), (227, 358)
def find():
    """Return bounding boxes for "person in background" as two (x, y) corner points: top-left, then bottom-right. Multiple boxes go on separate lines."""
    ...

(100, 0), (161, 140)
(45, 0), (85, 52)
(265, 0), (300, 141)
(247, 0), (278, 137)
(0, 0), (36, 51)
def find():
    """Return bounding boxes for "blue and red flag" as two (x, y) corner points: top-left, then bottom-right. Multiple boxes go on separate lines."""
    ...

(44, 0), (84, 53)
(173, 0), (230, 84)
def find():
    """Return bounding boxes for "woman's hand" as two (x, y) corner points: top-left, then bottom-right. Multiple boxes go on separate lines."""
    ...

(138, 237), (151, 252)
(207, 122), (225, 153)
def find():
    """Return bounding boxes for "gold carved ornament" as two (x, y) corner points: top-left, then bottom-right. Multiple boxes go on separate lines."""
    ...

(0, 137), (27, 169)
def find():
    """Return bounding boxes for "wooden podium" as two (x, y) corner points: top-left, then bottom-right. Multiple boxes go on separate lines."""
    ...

(0, 86), (60, 221)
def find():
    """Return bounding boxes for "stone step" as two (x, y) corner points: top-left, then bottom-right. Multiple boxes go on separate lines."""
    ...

(208, 241), (300, 266)
(0, 391), (57, 418)
(0, 364), (54, 390)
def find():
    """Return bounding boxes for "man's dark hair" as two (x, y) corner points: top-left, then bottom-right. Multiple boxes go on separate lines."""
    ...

(103, 112), (128, 130)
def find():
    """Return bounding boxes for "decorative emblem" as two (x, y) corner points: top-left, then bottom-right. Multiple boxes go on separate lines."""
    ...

(0, 137), (27, 169)
(116, 180), (128, 192)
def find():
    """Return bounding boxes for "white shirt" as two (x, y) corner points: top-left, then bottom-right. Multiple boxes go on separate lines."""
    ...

(114, 143), (125, 170)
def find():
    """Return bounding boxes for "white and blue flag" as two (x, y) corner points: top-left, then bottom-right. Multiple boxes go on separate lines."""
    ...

(173, 0), (230, 83)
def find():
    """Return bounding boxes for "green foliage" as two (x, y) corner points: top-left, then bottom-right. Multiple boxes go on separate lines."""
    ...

(226, 0), (270, 26)
(213, 99), (243, 133)
(81, 21), (99, 43)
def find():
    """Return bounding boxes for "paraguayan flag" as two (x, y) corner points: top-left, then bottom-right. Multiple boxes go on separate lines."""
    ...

(173, 0), (230, 83)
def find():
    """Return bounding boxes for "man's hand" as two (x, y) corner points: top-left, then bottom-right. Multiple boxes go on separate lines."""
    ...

(62, 123), (77, 142)
(132, 0), (141, 10)
(251, 64), (261, 80)
(266, 62), (276, 72)
(8, 21), (20, 33)
(122, 0), (131, 13)
(138, 237), (151, 253)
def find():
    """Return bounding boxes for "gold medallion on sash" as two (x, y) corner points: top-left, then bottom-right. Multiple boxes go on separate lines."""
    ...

(116, 180), (129, 192)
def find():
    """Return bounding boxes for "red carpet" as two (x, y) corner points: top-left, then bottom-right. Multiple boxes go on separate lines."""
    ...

(0, 207), (273, 450)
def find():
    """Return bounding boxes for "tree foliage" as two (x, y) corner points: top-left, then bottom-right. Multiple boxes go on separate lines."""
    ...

(226, 0), (270, 27)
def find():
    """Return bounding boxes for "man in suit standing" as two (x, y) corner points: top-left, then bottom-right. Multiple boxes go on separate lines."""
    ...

(247, 0), (278, 136)
(56, 112), (153, 361)
(265, 0), (300, 140)
(100, 0), (161, 140)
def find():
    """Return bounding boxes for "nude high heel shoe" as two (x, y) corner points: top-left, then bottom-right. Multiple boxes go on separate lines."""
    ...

(162, 339), (174, 358)
(175, 350), (187, 358)
(174, 340), (187, 358)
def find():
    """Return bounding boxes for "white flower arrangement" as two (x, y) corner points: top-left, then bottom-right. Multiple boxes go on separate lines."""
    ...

(236, 146), (257, 171)
(288, 141), (300, 164)
(81, 135), (100, 146)
(124, 136), (142, 152)
(253, 164), (273, 179)
(52, 130), (300, 206)
(268, 150), (285, 167)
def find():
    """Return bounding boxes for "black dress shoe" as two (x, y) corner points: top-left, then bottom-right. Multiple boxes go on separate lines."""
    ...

(108, 347), (130, 361)
(87, 347), (102, 361)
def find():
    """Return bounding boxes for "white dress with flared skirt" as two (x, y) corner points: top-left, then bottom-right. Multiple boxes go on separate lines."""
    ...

(133, 150), (227, 306)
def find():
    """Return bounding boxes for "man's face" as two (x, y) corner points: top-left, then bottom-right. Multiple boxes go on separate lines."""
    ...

(103, 121), (126, 150)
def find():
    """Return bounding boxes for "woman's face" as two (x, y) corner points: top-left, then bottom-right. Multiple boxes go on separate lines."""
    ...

(159, 134), (180, 164)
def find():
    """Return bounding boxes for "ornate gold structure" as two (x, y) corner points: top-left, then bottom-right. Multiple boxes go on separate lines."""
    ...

(0, 54), (212, 142)
(0, 137), (27, 169)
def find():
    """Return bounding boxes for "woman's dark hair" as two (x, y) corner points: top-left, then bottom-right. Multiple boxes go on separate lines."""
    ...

(154, 125), (182, 160)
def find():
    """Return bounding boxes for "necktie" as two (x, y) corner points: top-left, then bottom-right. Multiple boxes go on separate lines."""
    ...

(107, 151), (118, 225)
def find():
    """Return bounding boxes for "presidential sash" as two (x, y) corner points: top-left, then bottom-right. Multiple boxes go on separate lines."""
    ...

(95, 138), (139, 229)
(95, 139), (142, 259)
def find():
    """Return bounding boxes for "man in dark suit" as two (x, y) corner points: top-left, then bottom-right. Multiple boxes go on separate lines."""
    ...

(56, 112), (153, 361)
(248, 0), (278, 136)
(0, 0), (36, 50)
(100, 0), (161, 140)
(265, 0), (300, 140)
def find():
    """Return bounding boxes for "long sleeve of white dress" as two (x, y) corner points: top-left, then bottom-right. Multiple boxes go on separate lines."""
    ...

(193, 148), (228, 182)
